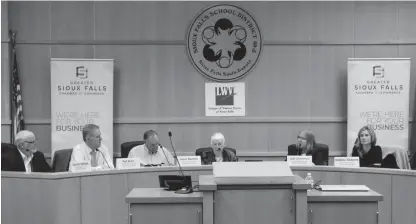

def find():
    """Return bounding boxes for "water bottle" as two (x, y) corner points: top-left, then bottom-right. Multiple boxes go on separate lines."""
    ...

(305, 173), (314, 189)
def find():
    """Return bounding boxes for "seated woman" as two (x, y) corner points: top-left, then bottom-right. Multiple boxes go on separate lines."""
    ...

(199, 133), (238, 165)
(287, 130), (328, 165)
(351, 126), (382, 167)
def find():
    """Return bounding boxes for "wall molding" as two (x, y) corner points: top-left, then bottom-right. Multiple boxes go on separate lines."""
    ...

(2, 39), (416, 46)
(2, 117), (416, 125)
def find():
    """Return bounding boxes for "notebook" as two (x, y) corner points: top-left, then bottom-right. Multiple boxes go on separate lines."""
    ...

(319, 185), (370, 192)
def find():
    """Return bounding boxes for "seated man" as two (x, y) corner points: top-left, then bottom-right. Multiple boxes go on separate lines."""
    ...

(1, 130), (51, 172)
(128, 130), (175, 166)
(70, 124), (114, 170)
(199, 133), (238, 165)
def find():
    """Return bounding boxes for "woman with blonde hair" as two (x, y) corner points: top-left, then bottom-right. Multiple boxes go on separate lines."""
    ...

(351, 126), (382, 167)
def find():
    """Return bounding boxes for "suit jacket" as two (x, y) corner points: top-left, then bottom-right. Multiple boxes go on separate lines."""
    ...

(198, 147), (238, 165)
(1, 143), (52, 172)
(287, 144), (328, 166)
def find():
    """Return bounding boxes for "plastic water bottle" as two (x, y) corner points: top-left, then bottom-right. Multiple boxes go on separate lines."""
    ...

(305, 173), (314, 189)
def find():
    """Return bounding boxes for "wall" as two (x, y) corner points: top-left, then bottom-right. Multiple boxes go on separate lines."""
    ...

(2, 1), (416, 159)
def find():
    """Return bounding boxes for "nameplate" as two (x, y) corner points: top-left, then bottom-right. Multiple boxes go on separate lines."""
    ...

(334, 157), (360, 168)
(286, 156), (313, 166)
(70, 161), (92, 173)
(116, 158), (141, 170)
(177, 156), (202, 166)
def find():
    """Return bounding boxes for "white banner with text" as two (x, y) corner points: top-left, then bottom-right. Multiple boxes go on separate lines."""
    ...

(51, 59), (114, 160)
(347, 58), (410, 155)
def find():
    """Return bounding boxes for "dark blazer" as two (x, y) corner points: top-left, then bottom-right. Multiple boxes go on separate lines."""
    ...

(196, 147), (238, 165)
(351, 145), (382, 167)
(1, 143), (52, 172)
(287, 143), (329, 166)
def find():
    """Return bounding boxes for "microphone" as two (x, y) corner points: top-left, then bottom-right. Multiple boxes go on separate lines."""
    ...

(168, 130), (191, 194)
(96, 149), (111, 169)
(159, 143), (172, 166)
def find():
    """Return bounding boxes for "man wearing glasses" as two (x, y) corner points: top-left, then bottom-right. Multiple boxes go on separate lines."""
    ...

(70, 124), (114, 170)
(1, 130), (51, 172)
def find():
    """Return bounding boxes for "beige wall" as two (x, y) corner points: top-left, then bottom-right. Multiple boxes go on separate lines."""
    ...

(2, 1), (416, 158)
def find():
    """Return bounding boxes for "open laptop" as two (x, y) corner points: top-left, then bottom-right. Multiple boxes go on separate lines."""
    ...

(158, 175), (192, 191)
(319, 185), (370, 192)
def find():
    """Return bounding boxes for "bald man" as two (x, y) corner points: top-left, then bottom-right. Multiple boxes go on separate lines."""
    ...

(1, 130), (52, 172)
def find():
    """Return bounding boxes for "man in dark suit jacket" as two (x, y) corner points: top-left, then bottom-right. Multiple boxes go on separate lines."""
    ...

(1, 130), (51, 172)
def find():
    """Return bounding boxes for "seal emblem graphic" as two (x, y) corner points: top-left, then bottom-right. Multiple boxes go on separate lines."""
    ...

(187, 5), (262, 82)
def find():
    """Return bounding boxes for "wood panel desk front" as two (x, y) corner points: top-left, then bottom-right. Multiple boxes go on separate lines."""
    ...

(2, 165), (415, 224)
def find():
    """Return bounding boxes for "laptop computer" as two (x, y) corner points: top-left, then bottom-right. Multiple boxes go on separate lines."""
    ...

(158, 175), (192, 191)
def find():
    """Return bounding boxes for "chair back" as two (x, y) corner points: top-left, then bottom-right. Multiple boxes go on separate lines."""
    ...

(381, 145), (410, 169)
(52, 149), (73, 172)
(314, 143), (329, 165)
(195, 147), (237, 156)
(121, 141), (145, 158)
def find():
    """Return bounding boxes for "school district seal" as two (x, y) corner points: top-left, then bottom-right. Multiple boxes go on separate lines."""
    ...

(187, 5), (262, 82)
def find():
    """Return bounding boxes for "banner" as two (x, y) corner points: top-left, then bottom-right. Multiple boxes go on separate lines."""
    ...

(347, 58), (411, 156)
(205, 82), (245, 116)
(51, 59), (114, 160)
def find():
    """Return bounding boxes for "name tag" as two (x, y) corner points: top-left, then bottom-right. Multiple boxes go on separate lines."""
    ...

(177, 156), (202, 166)
(116, 158), (141, 170)
(286, 156), (313, 166)
(70, 161), (92, 173)
(334, 157), (360, 168)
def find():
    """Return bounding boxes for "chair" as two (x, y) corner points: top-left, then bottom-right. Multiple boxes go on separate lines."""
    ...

(381, 145), (409, 169)
(52, 149), (73, 172)
(313, 143), (329, 166)
(381, 145), (411, 169)
(121, 141), (145, 158)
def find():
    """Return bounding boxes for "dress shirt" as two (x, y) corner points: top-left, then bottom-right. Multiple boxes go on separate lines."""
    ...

(18, 150), (33, 173)
(128, 144), (175, 166)
(70, 142), (114, 169)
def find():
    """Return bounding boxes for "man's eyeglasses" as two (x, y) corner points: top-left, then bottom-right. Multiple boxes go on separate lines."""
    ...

(24, 140), (36, 144)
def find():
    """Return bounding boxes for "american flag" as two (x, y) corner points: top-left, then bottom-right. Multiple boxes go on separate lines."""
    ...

(11, 31), (25, 142)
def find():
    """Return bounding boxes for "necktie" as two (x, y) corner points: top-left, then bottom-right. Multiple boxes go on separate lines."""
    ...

(91, 150), (98, 167)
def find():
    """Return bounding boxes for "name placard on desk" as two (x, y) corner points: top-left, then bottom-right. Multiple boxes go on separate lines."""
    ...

(177, 156), (202, 166)
(70, 161), (92, 173)
(116, 158), (141, 170)
(334, 157), (360, 168)
(286, 156), (313, 166)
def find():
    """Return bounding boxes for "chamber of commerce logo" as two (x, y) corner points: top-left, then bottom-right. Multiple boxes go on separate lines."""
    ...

(373, 65), (384, 78)
(76, 66), (88, 79)
(187, 5), (262, 82)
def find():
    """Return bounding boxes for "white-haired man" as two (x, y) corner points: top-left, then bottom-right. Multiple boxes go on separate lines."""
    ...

(199, 133), (238, 165)
(1, 130), (51, 172)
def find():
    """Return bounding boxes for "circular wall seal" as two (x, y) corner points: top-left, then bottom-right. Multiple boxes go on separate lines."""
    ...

(187, 5), (262, 82)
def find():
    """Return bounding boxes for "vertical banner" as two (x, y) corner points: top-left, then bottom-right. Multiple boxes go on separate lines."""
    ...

(51, 59), (114, 159)
(205, 82), (245, 116)
(347, 58), (411, 156)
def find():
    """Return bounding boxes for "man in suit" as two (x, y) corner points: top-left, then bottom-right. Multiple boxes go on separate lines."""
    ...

(1, 130), (52, 172)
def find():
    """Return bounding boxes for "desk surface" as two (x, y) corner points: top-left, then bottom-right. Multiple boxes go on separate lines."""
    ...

(1, 165), (415, 179)
(126, 188), (203, 204)
(307, 189), (383, 202)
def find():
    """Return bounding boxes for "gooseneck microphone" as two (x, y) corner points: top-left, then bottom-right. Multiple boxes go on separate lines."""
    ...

(168, 131), (191, 194)
(159, 143), (172, 166)
(96, 149), (111, 169)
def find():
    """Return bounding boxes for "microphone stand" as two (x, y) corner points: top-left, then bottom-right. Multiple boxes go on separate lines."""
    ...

(168, 131), (192, 194)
